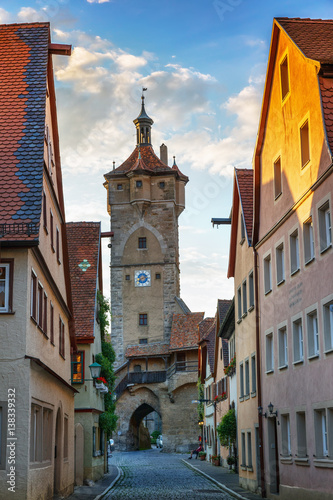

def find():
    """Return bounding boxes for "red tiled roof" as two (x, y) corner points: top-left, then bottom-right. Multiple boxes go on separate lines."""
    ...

(0, 23), (50, 241)
(66, 222), (101, 341)
(235, 169), (253, 244)
(277, 18), (333, 64)
(125, 342), (170, 358)
(105, 144), (188, 182)
(169, 312), (204, 351)
(199, 317), (215, 341)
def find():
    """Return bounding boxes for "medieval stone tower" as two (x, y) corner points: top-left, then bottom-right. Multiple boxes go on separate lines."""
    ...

(104, 95), (188, 368)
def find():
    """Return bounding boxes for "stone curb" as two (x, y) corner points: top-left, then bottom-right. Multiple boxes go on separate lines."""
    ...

(94, 466), (122, 500)
(182, 459), (248, 500)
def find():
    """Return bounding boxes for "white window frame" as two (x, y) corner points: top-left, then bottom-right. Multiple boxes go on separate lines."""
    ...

(281, 413), (291, 456)
(322, 294), (333, 353)
(263, 252), (272, 295)
(318, 200), (332, 253)
(265, 330), (274, 373)
(290, 228), (300, 275)
(296, 411), (307, 458)
(242, 279), (247, 317)
(303, 216), (315, 264)
(251, 353), (256, 395)
(0, 263), (10, 313)
(248, 270), (254, 310)
(292, 314), (304, 364)
(278, 323), (288, 369)
(306, 306), (319, 359)
(276, 241), (285, 285)
(237, 286), (242, 321)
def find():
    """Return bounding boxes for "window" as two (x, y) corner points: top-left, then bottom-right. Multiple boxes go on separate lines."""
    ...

(290, 229), (300, 274)
(249, 271), (254, 309)
(139, 313), (148, 326)
(314, 409), (332, 458)
(276, 243), (285, 285)
(280, 55), (290, 101)
(42, 408), (52, 461)
(43, 291), (48, 335)
(72, 351), (84, 383)
(323, 300), (333, 352)
(159, 181), (165, 189)
(63, 416), (68, 459)
(50, 210), (54, 251)
(37, 282), (43, 328)
(266, 332), (274, 372)
(303, 218), (315, 263)
(240, 214), (245, 242)
(237, 286), (242, 321)
(264, 254), (272, 294)
(0, 402), (8, 470)
(251, 354), (256, 394)
(0, 261), (13, 313)
(56, 227), (60, 263)
(244, 359), (250, 396)
(241, 432), (246, 467)
(43, 191), (47, 231)
(155, 273), (161, 280)
(50, 302), (54, 344)
(139, 338), (148, 344)
(274, 157), (282, 199)
(281, 414), (291, 456)
(59, 317), (65, 358)
(177, 353), (186, 371)
(278, 326), (288, 368)
(296, 412), (307, 458)
(117, 184), (123, 190)
(134, 365), (142, 372)
(242, 280), (247, 316)
(300, 119), (310, 168)
(136, 180), (142, 188)
(247, 432), (252, 468)
(307, 310), (319, 358)
(125, 275), (130, 281)
(293, 318), (303, 363)
(138, 237), (147, 249)
(30, 404), (42, 462)
(318, 201), (332, 252)
(239, 362), (244, 398)
(31, 271), (37, 321)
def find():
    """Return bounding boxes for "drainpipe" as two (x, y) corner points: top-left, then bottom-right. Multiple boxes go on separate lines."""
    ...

(254, 248), (266, 498)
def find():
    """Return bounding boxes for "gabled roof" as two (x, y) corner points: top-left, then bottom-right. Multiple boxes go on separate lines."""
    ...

(0, 22), (50, 242)
(218, 298), (235, 340)
(199, 317), (215, 341)
(253, 18), (333, 244)
(227, 168), (253, 278)
(277, 18), (333, 64)
(217, 299), (233, 324)
(104, 144), (188, 182)
(66, 222), (102, 342)
(169, 312), (204, 351)
(125, 342), (170, 358)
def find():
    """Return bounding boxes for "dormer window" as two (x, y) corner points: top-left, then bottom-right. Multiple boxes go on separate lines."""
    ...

(117, 184), (123, 191)
(280, 54), (290, 102)
(136, 180), (142, 188)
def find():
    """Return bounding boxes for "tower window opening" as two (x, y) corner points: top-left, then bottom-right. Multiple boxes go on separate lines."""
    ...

(139, 314), (148, 326)
(138, 237), (147, 249)
(136, 180), (142, 188)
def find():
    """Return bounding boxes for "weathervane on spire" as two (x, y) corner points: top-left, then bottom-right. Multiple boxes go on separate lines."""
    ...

(142, 87), (147, 99)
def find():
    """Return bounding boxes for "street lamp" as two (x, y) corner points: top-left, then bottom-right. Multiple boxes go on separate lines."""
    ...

(89, 362), (102, 380)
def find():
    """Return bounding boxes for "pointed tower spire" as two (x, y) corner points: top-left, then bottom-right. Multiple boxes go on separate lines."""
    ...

(133, 88), (154, 146)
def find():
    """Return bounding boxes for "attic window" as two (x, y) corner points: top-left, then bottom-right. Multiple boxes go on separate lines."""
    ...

(240, 214), (245, 243)
(136, 180), (142, 188)
(300, 119), (310, 168)
(117, 184), (123, 191)
(280, 55), (290, 101)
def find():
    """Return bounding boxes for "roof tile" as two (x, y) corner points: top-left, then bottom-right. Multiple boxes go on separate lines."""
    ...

(169, 312), (204, 351)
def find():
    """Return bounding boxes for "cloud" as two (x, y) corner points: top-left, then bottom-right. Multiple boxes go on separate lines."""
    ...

(87, 0), (111, 3)
(0, 8), (11, 23)
(17, 7), (47, 22)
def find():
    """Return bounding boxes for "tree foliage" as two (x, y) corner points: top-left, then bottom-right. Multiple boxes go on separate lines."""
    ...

(216, 408), (237, 448)
(197, 379), (204, 422)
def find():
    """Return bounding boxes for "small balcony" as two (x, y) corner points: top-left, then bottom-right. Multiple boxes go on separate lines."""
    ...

(166, 360), (198, 378)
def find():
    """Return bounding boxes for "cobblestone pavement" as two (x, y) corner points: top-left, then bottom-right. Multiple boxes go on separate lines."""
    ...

(102, 449), (235, 499)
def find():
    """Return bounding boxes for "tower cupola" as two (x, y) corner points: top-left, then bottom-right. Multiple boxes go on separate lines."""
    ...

(133, 89), (154, 146)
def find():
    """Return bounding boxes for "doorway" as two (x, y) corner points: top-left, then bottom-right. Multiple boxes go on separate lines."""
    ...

(267, 417), (279, 494)
(54, 408), (62, 495)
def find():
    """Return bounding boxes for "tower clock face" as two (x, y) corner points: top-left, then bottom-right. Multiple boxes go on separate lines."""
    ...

(134, 270), (151, 287)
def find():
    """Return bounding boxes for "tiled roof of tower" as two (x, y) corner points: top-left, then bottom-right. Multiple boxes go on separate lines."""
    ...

(235, 169), (253, 243)
(0, 23), (50, 241)
(125, 343), (170, 358)
(199, 317), (215, 341)
(66, 222), (101, 341)
(169, 312), (204, 351)
(105, 145), (188, 182)
(277, 18), (333, 64)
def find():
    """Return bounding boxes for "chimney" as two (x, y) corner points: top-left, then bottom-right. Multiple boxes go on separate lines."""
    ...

(160, 143), (168, 166)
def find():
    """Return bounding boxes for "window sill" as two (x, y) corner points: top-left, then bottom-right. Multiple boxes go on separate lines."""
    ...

(248, 305), (254, 313)
(241, 465), (247, 471)
(30, 460), (52, 469)
(51, 245), (55, 253)
(308, 353), (319, 361)
(0, 311), (15, 315)
(247, 466), (253, 472)
(305, 257), (315, 266)
(264, 289), (272, 296)
(240, 238), (245, 245)
(43, 225), (48, 235)
(293, 359), (304, 366)
(290, 268), (300, 277)
(295, 457), (310, 466)
(237, 318), (242, 324)
(324, 347), (333, 355)
(239, 396), (244, 402)
(314, 458), (333, 468)
(280, 456), (293, 464)
(265, 369), (274, 375)
(278, 364), (288, 371)
(274, 192), (282, 201)
(320, 243), (332, 255)
(251, 391), (256, 398)
(242, 312), (247, 319)
(244, 394), (250, 401)
(301, 159), (311, 170)
(277, 278), (285, 287)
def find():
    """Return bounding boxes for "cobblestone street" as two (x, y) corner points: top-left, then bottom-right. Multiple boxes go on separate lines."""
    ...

(102, 449), (235, 499)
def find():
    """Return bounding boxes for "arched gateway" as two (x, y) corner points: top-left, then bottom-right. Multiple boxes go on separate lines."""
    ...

(104, 95), (203, 453)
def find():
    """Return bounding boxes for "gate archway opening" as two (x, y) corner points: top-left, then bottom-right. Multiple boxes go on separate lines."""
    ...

(129, 403), (162, 451)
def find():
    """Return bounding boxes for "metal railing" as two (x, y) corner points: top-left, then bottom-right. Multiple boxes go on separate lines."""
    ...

(0, 222), (39, 237)
(166, 360), (198, 378)
(128, 370), (166, 385)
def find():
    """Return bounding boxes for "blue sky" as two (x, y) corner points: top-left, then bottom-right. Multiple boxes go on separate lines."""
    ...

(1, 0), (332, 316)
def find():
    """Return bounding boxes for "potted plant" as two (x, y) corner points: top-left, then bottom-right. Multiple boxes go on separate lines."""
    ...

(212, 454), (221, 466)
(227, 455), (235, 469)
(198, 451), (206, 461)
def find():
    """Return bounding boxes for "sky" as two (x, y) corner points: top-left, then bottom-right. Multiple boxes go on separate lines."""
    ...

(1, 0), (333, 317)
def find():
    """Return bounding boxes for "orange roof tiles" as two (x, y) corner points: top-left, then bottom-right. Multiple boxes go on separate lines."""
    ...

(169, 312), (204, 351)
(125, 343), (170, 358)
(66, 222), (101, 341)
(199, 317), (215, 341)
(277, 18), (333, 64)
(235, 169), (253, 244)
(0, 23), (50, 241)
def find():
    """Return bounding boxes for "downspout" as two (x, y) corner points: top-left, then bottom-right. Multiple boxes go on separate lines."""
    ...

(254, 248), (266, 498)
